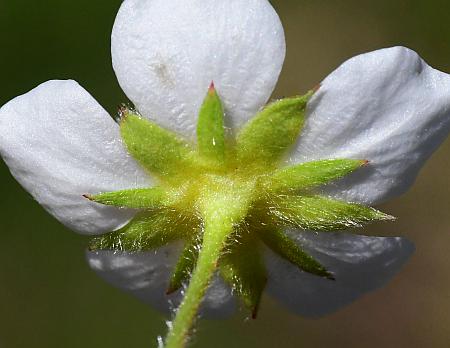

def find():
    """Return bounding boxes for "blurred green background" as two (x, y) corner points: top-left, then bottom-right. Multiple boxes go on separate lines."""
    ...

(0, 0), (449, 347)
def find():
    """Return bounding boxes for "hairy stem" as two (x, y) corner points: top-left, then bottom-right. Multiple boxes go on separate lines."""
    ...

(164, 212), (235, 348)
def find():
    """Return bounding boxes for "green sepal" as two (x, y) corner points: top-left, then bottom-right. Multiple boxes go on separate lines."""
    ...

(263, 159), (367, 193)
(120, 112), (194, 180)
(257, 227), (334, 279)
(89, 209), (197, 252)
(236, 91), (313, 168)
(167, 236), (201, 294)
(219, 231), (267, 318)
(197, 82), (226, 164)
(270, 195), (394, 232)
(84, 187), (166, 209)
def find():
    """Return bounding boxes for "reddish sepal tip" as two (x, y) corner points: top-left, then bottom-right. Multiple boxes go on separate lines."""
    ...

(312, 83), (321, 93)
(166, 286), (179, 295)
(83, 194), (93, 201)
(208, 81), (216, 94)
(251, 308), (259, 320)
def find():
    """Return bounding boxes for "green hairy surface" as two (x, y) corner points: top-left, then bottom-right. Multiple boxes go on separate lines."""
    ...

(86, 187), (166, 209)
(120, 112), (195, 180)
(264, 159), (367, 193)
(89, 210), (199, 252)
(197, 83), (226, 164)
(269, 195), (393, 231)
(86, 87), (394, 320)
(219, 230), (267, 317)
(236, 92), (312, 168)
(168, 236), (201, 294)
(257, 227), (334, 279)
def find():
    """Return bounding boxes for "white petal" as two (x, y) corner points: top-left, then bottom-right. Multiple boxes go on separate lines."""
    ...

(112, 0), (285, 138)
(292, 47), (450, 204)
(86, 246), (236, 319)
(0, 80), (151, 234)
(265, 230), (414, 317)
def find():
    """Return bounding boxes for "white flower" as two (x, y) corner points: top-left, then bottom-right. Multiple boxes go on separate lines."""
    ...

(0, 0), (449, 319)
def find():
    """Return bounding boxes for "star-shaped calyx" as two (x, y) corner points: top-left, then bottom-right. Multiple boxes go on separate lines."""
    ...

(86, 82), (393, 320)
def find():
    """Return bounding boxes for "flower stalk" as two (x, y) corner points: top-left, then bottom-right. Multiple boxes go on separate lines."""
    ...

(163, 211), (234, 348)
(164, 184), (251, 347)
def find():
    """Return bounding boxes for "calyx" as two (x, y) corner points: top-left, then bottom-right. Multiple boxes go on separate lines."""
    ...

(86, 83), (393, 316)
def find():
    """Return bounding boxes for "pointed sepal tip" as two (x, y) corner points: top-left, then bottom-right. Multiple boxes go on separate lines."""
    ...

(208, 81), (216, 94)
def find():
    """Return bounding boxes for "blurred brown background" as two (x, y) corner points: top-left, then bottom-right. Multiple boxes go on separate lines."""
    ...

(0, 1), (449, 347)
